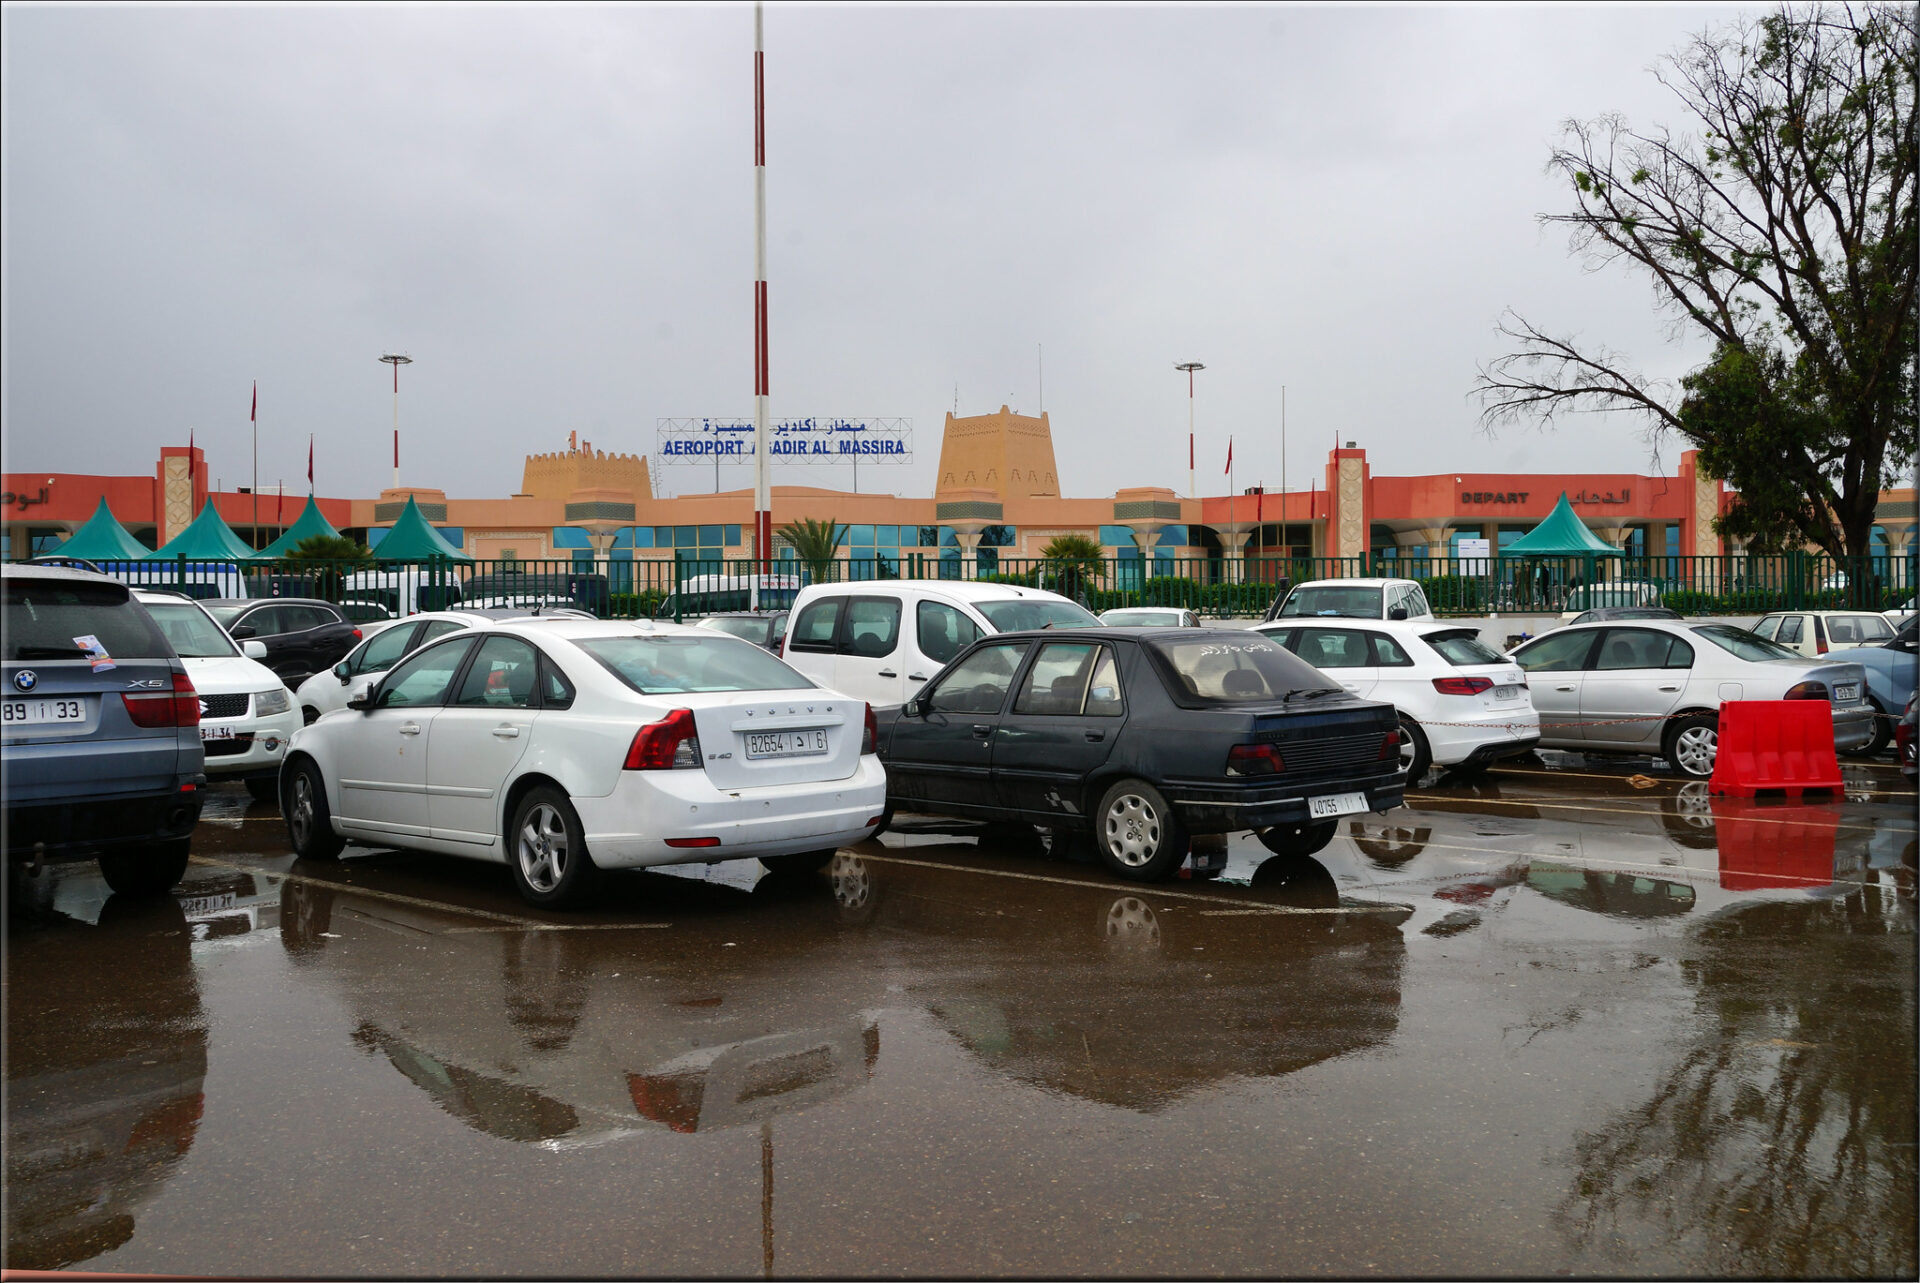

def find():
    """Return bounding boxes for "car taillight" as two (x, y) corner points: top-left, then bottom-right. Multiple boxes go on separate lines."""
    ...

(123, 672), (201, 728)
(862, 703), (877, 755)
(352, 627), (363, 641)
(1377, 729), (1401, 759)
(1226, 743), (1285, 776)
(624, 708), (702, 769)
(1432, 676), (1494, 695)
(1783, 681), (1830, 701)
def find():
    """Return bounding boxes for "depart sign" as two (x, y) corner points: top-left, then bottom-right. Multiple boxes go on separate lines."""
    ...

(656, 417), (912, 463)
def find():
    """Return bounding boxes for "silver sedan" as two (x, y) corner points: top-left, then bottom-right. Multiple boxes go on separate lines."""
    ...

(1511, 620), (1875, 778)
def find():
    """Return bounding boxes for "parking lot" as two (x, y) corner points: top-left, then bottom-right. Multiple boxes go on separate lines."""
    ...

(6, 751), (1915, 1278)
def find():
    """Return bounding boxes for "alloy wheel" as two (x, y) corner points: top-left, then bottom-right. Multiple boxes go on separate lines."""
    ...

(289, 774), (315, 847)
(1103, 793), (1162, 868)
(517, 803), (570, 894)
(1673, 725), (1717, 776)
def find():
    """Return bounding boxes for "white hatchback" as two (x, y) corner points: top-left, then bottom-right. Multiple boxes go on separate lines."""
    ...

(135, 589), (303, 801)
(281, 619), (888, 906)
(1255, 618), (1539, 780)
(1749, 610), (1898, 658)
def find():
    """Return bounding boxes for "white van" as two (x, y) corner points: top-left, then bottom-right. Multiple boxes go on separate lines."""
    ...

(95, 559), (247, 601)
(781, 579), (1100, 708)
(656, 573), (806, 620)
(339, 568), (464, 622)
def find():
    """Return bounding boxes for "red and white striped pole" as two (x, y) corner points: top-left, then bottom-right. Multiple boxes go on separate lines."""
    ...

(752, 2), (772, 573)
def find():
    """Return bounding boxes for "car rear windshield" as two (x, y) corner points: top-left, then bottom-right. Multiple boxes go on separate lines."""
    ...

(203, 603), (247, 627)
(1102, 610), (1177, 626)
(1143, 634), (1330, 703)
(144, 601), (241, 658)
(975, 599), (1101, 631)
(699, 616), (773, 644)
(4, 579), (171, 661)
(1277, 585), (1383, 618)
(576, 634), (814, 696)
(1422, 629), (1504, 666)
(1691, 624), (1798, 662)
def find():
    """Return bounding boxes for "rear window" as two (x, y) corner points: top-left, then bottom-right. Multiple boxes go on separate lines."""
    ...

(1423, 629), (1504, 666)
(1691, 624), (1798, 662)
(1144, 634), (1329, 704)
(698, 616), (773, 645)
(576, 634), (816, 695)
(1277, 585), (1384, 618)
(975, 599), (1100, 631)
(5, 578), (171, 661)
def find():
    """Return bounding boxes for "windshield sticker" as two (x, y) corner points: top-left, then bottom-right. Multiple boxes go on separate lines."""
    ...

(72, 634), (116, 673)
(1191, 643), (1269, 657)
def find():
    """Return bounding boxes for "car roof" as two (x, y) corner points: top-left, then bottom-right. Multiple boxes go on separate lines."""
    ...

(1286, 578), (1419, 590)
(1762, 608), (1895, 617)
(794, 577), (1075, 604)
(202, 596), (336, 608)
(1257, 616), (1465, 635)
(697, 610), (788, 618)
(485, 618), (712, 641)
(1, 561), (124, 586)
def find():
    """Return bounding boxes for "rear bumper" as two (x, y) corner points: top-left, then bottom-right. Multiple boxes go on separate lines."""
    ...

(198, 710), (302, 779)
(574, 756), (889, 868)
(1165, 770), (1404, 833)
(1454, 736), (1540, 769)
(4, 785), (204, 862)
(1831, 705), (1875, 753)
(1422, 707), (1540, 766)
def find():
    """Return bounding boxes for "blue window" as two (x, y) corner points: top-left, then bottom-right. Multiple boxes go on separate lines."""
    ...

(551, 527), (592, 550)
(620, 527), (648, 550)
(367, 527), (390, 547)
(699, 525), (722, 548)
(1099, 525), (1137, 549)
(725, 524), (742, 546)
(674, 526), (697, 549)
(654, 526), (674, 548)
(875, 525), (899, 548)
(919, 526), (940, 548)
(849, 524), (875, 546)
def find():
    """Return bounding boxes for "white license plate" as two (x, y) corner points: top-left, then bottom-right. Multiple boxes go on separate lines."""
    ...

(1308, 791), (1368, 819)
(178, 893), (236, 917)
(745, 728), (829, 760)
(1492, 685), (1520, 700)
(1834, 684), (1858, 701)
(3, 697), (88, 726)
(200, 724), (235, 741)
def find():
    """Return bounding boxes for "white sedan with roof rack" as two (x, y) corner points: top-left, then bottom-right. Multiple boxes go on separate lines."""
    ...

(280, 618), (887, 907)
(1253, 617), (1539, 780)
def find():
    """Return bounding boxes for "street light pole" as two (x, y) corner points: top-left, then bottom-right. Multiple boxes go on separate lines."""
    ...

(751, 3), (772, 573)
(381, 353), (412, 490)
(1175, 361), (1204, 501)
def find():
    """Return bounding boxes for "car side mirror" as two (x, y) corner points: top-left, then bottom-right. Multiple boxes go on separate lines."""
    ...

(231, 624), (257, 639)
(1387, 606), (1409, 621)
(908, 692), (931, 718)
(243, 639), (268, 659)
(334, 661), (352, 682)
(347, 689), (375, 712)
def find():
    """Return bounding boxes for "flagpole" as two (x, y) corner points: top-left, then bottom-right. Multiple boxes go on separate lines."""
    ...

(1227, 435), (1235, 584)
(251, 381), (259, 550)
(1176, 361), (1203, 501)
(1280, 383), (1287, 571)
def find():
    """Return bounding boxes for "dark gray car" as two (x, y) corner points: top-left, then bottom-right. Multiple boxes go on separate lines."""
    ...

(3, 564), (204, 895)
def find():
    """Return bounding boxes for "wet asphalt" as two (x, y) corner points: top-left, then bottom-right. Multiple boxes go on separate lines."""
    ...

(4, 754), (1915, 1279)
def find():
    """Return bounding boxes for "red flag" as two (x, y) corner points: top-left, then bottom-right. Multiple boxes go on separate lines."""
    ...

(1257, 487), (1264, 521)
(1224, 436), (1233, 475)
(250, 381), (257, 423)
(307, 435), (314, 490)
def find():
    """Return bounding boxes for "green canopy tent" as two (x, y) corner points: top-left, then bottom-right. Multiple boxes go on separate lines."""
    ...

(55, 498), (151, 562)
(144, 502), (266, 563)
(371, 495), (473, 563)
(1497, 492), (1627, 613)
(258, 495), (346, 559)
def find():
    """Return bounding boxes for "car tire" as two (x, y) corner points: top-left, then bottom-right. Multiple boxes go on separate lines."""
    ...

(1853, 697), (1891, 757)
(301, 705), (320, 726)
(97, 838), (191, 898)
(761, 848), (836, 876)
(285, 759), (346, 860)
(1092, 779), (1189, 882)
(1663, 712), (1719, 780)
(1257, 820), (1338, 859)
(1397, 715), (1432, 783)
(245, 775), (281, 805)
(508, 787), (598, 909)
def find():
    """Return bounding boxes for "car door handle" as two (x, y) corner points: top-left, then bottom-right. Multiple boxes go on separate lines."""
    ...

(908, 673), (928, 682)
(1084, 730), (1105, 742)
(1555, 685), (1575, 691)
(492, 725), (522, 738)
(398, 722), (422, 736)
(878, 669), (898, 678)
(1658, 685), (1679, 692)
(972, 725), (992, 738)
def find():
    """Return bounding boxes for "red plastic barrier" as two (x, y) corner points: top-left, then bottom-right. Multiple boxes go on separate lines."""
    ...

(1708, 700), (1843, 798)
(1710, 796), (1841, 890)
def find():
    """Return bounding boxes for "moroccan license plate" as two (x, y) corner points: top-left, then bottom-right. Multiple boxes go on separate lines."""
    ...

(200, 724), (235, 741)
(1308, 791), (1367, 819)
(1834, 683), (1858, 701)
(3, 697), (88, 726)
(745, 728), (829, 760)
(1493, 684), (1521, 700)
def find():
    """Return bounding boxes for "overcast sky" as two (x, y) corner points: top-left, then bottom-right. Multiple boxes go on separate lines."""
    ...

(2, 3), (1741, 506)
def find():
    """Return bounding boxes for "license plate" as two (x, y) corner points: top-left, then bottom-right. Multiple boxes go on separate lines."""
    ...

(1834, 684), (1858, 701)
(1492, 685), (1520, 700)
(201, 724), (235, 741)
(1308, 791), (1368, 819)
(3, 697), (88, 726)
(744, 728), (829, 760)
(178, 893), (236, 917)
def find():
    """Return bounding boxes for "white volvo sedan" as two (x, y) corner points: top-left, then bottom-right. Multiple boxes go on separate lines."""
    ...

(280, 619), (888, 906)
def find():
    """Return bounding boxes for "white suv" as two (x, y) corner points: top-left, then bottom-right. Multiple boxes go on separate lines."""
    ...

(781, 579), (1100, 708)
(1264, 578), (1436, 623)
(134, 589), (303, 802)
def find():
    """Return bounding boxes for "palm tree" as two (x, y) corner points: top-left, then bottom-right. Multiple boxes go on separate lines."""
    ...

(777, 517), (846, 581)
(279, 534), (373, 601)
(1040, 533), (1106, 601)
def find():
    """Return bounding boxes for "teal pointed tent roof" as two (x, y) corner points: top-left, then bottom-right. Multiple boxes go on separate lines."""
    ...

(58, 498), (152, 561)
(1500, 493), (1625, 557)
(145, 502), (265, 562)
(372, 495), (473, 562)
(259, 495), (345, 559)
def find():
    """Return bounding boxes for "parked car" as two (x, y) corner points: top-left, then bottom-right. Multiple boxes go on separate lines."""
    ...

(1098, 607), (1200, 628)
(339, 568), (465, 621)
(1566, 605), (1681, 626)
(200, 598), (361, 688)
(1254, 618), (1539, 780)
(280, 619), (887, 906)
(1510, 620), (1876, 778)
(873, 627), (1405, 881)
(1557, 579), (1665, 620)
(1749, 610), (1899, 657)
(1841, 614), (1916, 755)
(3, 564), (203, 895)
(134, 590), (303, 801)
(782, 579), (1100, 709)
(657, 573), (806, 619)
(1263, 578), (1435, 623)
(694, 611), (791, 651)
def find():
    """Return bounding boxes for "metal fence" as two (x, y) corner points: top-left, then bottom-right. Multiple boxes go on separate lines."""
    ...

(15, 548), (1916, 621)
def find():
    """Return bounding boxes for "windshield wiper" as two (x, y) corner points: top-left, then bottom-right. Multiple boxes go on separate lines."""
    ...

(1282, 686), (1346, 702)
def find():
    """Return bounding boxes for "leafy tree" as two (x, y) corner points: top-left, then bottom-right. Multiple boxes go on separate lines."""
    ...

(1475, 4), (1917, 560)
(776, 517), (846, 580)
(278, 534), (372, 600)
(1040, 533), (1107, 601)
